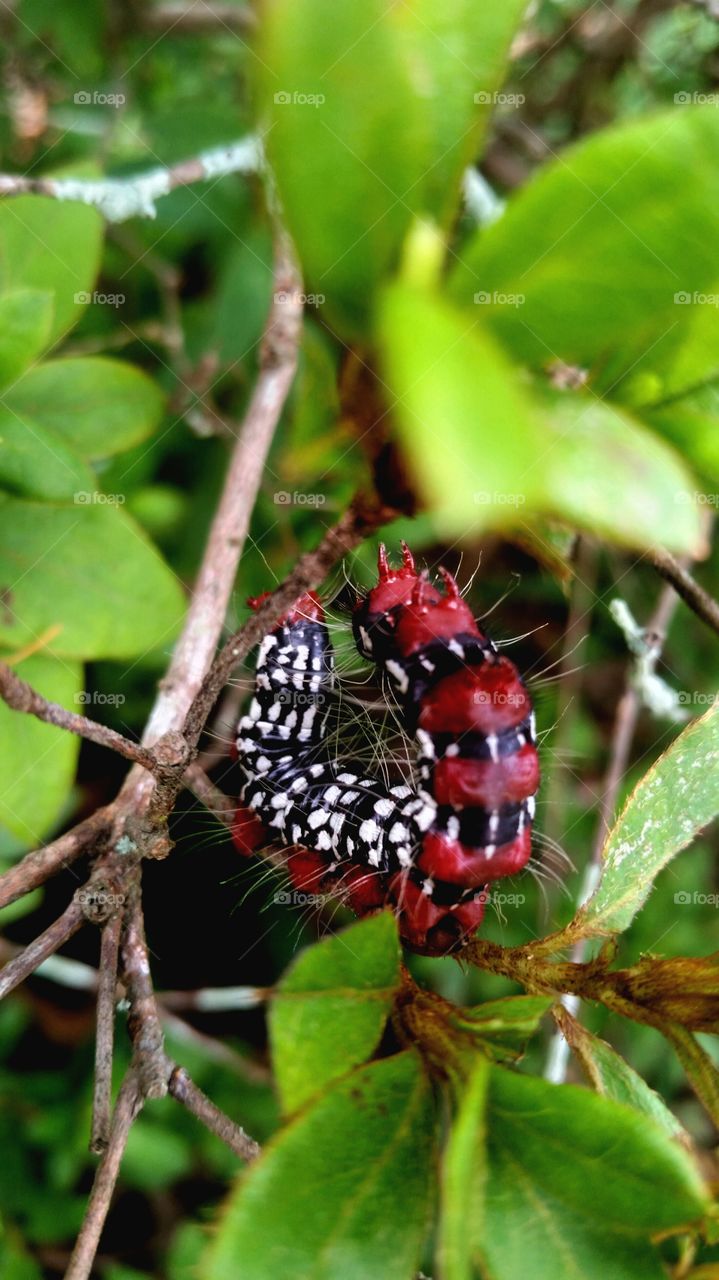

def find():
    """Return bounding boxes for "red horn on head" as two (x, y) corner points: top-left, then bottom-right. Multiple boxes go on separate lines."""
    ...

(377, 543), (390, 581)
(439, 566), (461, 604)
(400, 541), (416, 573)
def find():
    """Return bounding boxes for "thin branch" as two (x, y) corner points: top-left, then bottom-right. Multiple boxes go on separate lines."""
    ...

(122, 889), (170, 1100)
(0, 807), (111, 910)
(648, 545), (719, 639)
(0, 137), (263, 221)
(91, 911), (124, 1154)
(0, 663), (157, 771)
(64, 1071), (143, 1280)
(183, 762), (235, 827)
(0, 900), (84, 999)
(168, 1065), (260, 1160)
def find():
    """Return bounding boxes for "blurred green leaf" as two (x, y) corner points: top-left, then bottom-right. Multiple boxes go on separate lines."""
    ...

(450, 107), (719, 377)
(0, 197), (103, 342)
(0, 497), (185, 659)
(0, 290), (53, 389)
(0, 406), (95, 500)
(439, 1057), (489, 1280)
(123, 1119), (194, 1191)
(205, 1052), (436, 1280)
(574, 706), (719, 937)
(260, 0), (426, 335)
(6, 357), (166, 460)
(390, 0), (528, 225)
(379, 284), (703, 553)
(270, 912), (401, 1113)
(0, 652), (81, 842)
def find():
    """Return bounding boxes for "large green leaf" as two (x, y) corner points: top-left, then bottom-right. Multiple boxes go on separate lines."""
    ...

(204, 1052), (436, 1280)
(390, 1), (528, 225)
(0, 496), (185, 659)
(379, 284), (703, 553)
(270, 912), (401, 1114)
(0, 197), (103, 342)
(260, 0), (426, 335)
(0, 652), (81, 843)
(444, 1066), (709, 1280)
(0, 290), (53, 390)
(0, 406), (95, 500)
(573, 706), (719, 938)
(449, 107), (719, 375)
(4, 358), (166, 459)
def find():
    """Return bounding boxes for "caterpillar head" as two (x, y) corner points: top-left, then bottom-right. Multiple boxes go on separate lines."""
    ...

(353, 543), (439, 660)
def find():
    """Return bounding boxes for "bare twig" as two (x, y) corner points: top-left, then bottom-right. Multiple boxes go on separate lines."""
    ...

(91, 912), (124, 1154)
(122, 889), (170, 1100)
(64, 1071), (143, 1280)
(0, 900), (85, 999)
(0, 807), (111, 910)
(648, 546), (719, 639)
(169, 1065), (260, 1160)
(0, 663), (157, 771)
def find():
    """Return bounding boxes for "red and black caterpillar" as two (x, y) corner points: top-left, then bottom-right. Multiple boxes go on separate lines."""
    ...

(232, 544), (539, 956)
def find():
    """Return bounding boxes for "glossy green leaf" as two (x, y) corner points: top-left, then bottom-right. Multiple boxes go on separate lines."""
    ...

(205, 1052), (436, 1280)
(390, 1), (528, 225)
(270, 912), (401, 1113)
(450, 107), (719, 375)
(5, 358), (166, 460)
(260, 0), (426, 335)
(574, 705), (719, 937)
(0, 197), (103, 342)
(554, 1008), (686, 1140)
(0, 496), (185, 659)
(0, 290), (53, 389)
(439, 1057), (489, 1280)
(379, 284), (703, 553)
(0, 652), (81, 843)
(473, 1067), (709, 1280)
(0, 406), (95, 500)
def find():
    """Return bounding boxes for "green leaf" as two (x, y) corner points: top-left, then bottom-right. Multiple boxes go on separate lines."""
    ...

(553, 1007), (687, 1141)
(663, 1025), (719, 1131)
(270, 912), (401, 1113)
(574, 706), (719, 937)
(0, 196), (103, 342)
(0, 652), (81, 842)
(390, 1), (528, 225)
(379, 284), (703, 554)
(538, 390), (704, 556)
(450, 107), (719, 376)
(452, 995), (552, 1063)
(205, 1052), (436, 1280)
(260, 0), (426, 336)
(0, 496), (185, 659)
(0, 405), (95, 501)
(5, 358), (166, 459)
(0, 290), (53, 389)
(474, 1067), (709, 1280)
(439, 1057), (489, 1280)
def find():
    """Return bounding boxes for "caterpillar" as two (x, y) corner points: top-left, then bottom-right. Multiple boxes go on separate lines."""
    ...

(232, 545), (539, 955)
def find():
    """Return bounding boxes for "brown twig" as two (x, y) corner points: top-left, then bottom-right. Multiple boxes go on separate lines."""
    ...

(0, 662), (157, 771)
(0, 900), (85, 1000)
(91, 911), (124, 1153)
(64, 1071), (143, 1280)
(648, 546), (719, 639)
(122, 888), (169, 1100)
(168, 1065), (260, 1160)
(0, 807), (111, 910)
